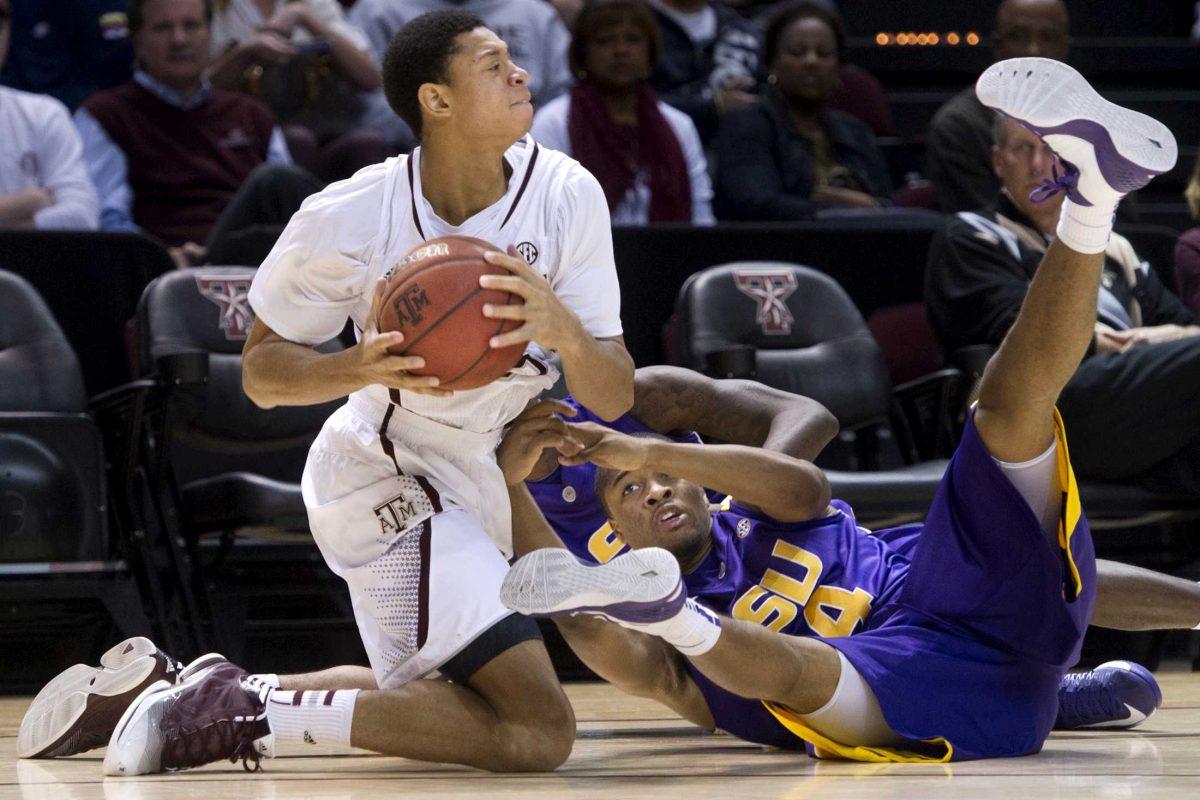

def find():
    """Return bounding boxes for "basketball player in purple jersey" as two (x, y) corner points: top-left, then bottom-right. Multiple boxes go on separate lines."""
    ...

(503, 58), (1183, 760)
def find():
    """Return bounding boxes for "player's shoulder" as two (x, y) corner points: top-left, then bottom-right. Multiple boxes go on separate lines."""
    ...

(526, 138), (604, 204)
(295, 157), (395, 220)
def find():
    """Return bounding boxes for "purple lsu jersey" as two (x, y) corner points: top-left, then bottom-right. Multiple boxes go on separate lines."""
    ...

(526, 397), (705, 565)
(680, 500), (916, 749)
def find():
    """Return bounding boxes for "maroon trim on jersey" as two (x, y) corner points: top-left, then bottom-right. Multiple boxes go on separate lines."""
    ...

(416, 519), (432, 650)
(500, 143), (540, 229)
(378, 401), (443, 513)
(378, 402), (403, 475)
(513, 353), (549, 375)
(414, 476), (443, 513)
(322, 690), (335, 706)
(407, 155), (426, 240)
(291, 692), (303, 706)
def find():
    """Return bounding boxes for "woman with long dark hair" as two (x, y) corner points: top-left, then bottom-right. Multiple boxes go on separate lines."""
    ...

(532, 0), (713, 225)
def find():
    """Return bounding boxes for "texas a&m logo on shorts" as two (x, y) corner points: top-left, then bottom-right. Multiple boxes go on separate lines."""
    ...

(195, 273), (255, 340)
(733, 269), (799, 335)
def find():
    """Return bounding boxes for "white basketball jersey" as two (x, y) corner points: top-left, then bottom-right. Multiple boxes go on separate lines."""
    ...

(248, 136), (623, 434)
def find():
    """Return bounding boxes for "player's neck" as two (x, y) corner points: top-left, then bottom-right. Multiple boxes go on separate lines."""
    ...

(418, 135), (514, 226)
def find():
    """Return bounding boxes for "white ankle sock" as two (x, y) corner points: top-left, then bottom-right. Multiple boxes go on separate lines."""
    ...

(265, 689), (358, 747)
(251, 673), (281, 689)
(1056, 196), (1118, 254)
(632, 597), (722, 656)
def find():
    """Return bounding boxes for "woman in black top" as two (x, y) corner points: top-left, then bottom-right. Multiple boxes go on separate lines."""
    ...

(715, 1), (892, 220)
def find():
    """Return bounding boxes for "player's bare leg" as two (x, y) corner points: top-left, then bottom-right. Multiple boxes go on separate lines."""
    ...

(502, 547), (842, 714)
(104, 639), (574, 775)
(971, 58), (1177, 464)
(348, 640), (573, 770)
(1092, 560), (1200, 631)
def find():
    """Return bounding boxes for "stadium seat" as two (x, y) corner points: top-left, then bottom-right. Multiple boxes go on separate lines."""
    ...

(673, 261), (965, 521)
(134, 267), (354, 661)
(0, 270), (152, 687)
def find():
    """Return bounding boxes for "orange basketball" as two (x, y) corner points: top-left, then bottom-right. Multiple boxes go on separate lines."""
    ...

(376, 236), (525, 391)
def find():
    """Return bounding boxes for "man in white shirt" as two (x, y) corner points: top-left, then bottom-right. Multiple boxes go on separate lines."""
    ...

(0, 0), (99, 231)
(87, 9), (632, 777)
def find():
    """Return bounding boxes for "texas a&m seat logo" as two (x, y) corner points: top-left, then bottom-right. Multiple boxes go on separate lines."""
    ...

(733, 269), (799, 335)
(195, 273), (255, 340)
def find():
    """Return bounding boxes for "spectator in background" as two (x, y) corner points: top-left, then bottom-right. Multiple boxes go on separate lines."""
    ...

(926, 0), (1068, 213)
(926, 115), (1200, 494)
(349, 0), (572, 149)
(0, 0), (133, 111)
(532, 0), (714, 225)
(75, 0), (320, 268)
(1174, 154), (1200, 312)
(0, 0), (100, 231)
(206, 0), (390, 182)
(649, 0), (761, 145)
(714, 1), (890, 221)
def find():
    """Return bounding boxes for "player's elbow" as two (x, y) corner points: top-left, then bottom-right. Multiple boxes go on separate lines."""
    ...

(591, 365), (635, 421)
(241, 353), (279, 409)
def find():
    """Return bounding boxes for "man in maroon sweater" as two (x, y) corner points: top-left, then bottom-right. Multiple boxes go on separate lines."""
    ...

(74, 0), (320, 267)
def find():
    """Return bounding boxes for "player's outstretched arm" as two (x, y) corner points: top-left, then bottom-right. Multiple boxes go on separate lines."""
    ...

(560, 423), (831, 523)
(630, 366), (840, 461)
(481, 247), (634, 421)
(242, 278), (450, 409)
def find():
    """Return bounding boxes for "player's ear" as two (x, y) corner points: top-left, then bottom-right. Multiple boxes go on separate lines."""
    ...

(418, 82), (453, 124)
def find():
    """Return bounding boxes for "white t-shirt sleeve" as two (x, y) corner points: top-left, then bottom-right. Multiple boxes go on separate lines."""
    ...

(550, 166), (623, 339)
(247, 168), (384, 345)
(671, 107), (715, 226)
(530, 96), (572, 155)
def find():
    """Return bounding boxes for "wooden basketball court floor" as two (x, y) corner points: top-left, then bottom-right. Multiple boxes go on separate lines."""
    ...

(2, 675), (1198, 800)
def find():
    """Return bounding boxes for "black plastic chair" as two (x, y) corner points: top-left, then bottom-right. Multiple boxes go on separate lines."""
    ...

(0, 270), (152, 681)
(674, 262), (968, 490)
(135, 267), (352, 661)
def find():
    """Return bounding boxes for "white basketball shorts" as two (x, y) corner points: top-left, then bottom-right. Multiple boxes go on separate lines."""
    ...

(302, 398), (521, 688)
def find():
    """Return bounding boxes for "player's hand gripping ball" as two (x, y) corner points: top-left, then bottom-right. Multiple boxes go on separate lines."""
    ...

(376, 236), (526, 391)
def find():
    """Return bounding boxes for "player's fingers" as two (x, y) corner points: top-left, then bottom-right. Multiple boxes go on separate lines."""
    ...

(478, 274), (533, 295)
(483, 249), (532, 275)
(370, 330), (405, 353)
(489, 325), (534, 349)
(384, 371), (441, 391)
(481, 302), (527, 320)
(515, 399), (575, 421)
(379, 352), (424, 371)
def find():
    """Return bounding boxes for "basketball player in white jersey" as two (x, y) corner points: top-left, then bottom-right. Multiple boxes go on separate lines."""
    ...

(87, 10), (632, 775)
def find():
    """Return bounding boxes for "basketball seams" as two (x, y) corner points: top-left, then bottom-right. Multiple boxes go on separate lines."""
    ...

(439, 290), (521, 387)
(377, 238), (525, 390)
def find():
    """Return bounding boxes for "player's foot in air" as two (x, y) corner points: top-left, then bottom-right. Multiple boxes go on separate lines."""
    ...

(976, 57), (1177, 204)
(18, 637), (225, 759)
(1055, 660), (1162, 730)
(104, 660), (273, 776)
(501, 547), (687, 624)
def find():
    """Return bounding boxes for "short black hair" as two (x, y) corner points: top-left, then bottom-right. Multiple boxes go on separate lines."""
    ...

(383, 10), (486, 140)
(763, 0), (846, 69)
(128, 0), (214, 37)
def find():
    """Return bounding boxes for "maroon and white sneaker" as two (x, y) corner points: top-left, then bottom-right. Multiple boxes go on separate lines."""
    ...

(18, 638), (225, 759)
(104, 661), (274, 776)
